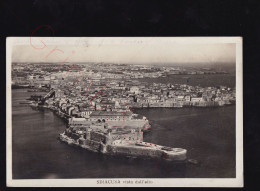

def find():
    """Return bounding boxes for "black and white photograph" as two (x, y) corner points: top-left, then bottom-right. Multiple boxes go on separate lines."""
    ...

(6, 37), (243, 187)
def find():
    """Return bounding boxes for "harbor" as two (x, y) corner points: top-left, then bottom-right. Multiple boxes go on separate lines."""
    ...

(25, 89), (188, 163)
(12, 89), (235, 179)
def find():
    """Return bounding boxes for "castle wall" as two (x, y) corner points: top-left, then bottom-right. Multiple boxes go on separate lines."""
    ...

(89, 131), (107, 143)
(107, 145), (164, 159)
(106, 131), (143, 144)
(78, 138), (101, 152)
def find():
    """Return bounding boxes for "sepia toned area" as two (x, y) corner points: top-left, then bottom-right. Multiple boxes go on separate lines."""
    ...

(10, 38), (236, 179)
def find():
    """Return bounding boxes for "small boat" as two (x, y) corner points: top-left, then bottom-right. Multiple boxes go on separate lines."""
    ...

(30, 102), (38, 107)
(19, 101), (33, 104)
(27, 89), (38, 92)
(188, 159), (199, 165)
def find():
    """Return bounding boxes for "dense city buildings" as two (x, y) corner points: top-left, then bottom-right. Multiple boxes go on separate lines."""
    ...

(12, 62), (236, 113)
(11, 62), (236, 162)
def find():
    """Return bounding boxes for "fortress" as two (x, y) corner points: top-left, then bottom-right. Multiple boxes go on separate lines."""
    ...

(59, 119), (187, 162)
(69, 111), (151, 130)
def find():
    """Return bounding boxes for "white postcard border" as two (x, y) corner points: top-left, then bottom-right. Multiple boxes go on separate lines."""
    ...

(6, 37), (243, 187)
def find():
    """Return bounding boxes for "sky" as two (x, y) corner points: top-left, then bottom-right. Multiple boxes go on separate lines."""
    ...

(12, 38), (236, 65)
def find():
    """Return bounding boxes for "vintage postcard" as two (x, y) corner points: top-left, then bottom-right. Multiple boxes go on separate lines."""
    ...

(6, 37), (243, 187)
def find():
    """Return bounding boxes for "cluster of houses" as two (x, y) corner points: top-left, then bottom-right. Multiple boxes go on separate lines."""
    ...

(41, 69), (236, 121)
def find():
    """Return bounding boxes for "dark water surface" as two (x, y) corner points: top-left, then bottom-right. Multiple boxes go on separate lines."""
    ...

(12, 89), (235, 179)
(137, 74), (236, 88)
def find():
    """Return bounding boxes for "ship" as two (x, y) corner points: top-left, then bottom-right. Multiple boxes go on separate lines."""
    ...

(59, 119), (187, 162)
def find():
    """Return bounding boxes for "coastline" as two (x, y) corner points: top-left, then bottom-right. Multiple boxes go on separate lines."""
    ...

(12, 88), (236, 178)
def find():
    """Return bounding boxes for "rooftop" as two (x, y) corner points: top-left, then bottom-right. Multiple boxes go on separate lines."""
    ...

(90, 111), (132, 117)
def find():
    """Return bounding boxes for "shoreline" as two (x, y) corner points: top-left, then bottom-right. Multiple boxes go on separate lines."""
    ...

(12, 89), (236, 178)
